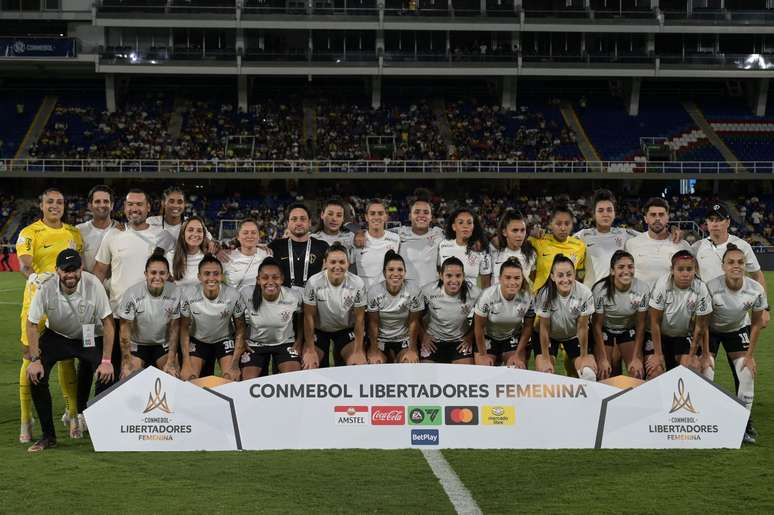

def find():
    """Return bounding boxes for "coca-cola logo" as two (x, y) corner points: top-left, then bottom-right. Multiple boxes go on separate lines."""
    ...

(371, 406), (406, 425)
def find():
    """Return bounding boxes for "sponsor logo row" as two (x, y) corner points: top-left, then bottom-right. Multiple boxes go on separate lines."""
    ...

(335, 405), (515, 426)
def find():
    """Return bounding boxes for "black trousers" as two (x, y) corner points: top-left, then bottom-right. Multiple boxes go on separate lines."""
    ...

(30, 330), (107, 440)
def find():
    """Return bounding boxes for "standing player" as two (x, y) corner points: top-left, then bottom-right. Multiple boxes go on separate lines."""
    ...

(530, 203), (586, 292)
(148, 187), (187, 252)
(269, 203), (328, 296)
(706, 244), (767, 443)
(224, 218), (270, 290)
(168, 216), (210, 287)
(437, 208), (491, 288)
(473, 257), (534, 367)
(490, 210), (536, 286)
(179, 255), (246, 381)
(534, 255), (597, 381)
(76, 185), (120, 274)
(117, 251), (182, 378)
(311, 197), (355, 250)
(591, 250), (650, 380)
(16, 188), (82, 443)
(419, 257), (481, 365)
(303, 243), (368, 367)
(647, 251), (713, 377)
(366, 251), (423, 364)
(393, 191), (444, 287)
(238, 257), (304, 379)
(353, 199), (401, 290)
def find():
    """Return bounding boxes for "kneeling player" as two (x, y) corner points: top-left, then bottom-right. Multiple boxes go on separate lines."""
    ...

(238, 258), (304, 379)
(419, 257), (481, 364)
(118, 251), (182, 378)
(534, 255), (596, 380)
(179, 255), (246, 381)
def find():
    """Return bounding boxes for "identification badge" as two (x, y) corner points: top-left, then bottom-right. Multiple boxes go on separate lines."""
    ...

(82, 324), (96, 348)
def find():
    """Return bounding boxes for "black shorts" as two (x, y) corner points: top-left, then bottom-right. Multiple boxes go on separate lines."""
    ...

(315, 328), (354, 367)
(531, 336), (589, 360)
(131, 342), (169, 366)
(602, 328), (636, 347)
(379, 339), (410, 355)
(480, 335), (519, 358)
(644, 332), (691, 370)
(422, 340), (473, 363)
(240, 343), (300, 370)
(188, 336), (235, 362)
(710, 326), (751, 355)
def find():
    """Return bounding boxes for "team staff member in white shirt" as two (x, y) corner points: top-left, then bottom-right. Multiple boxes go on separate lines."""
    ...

(646, 250), (713, 377)
(238, 257), (304, 379)
(354, 199), (401, 290)
(490, 210), (536, 285)
(591, 250), (650, 380)
(312, 197), (355, 250)
(76, 185), (120, 273)
(366, 250), (423, 364)
(625, 197), (690, 287)
(118, 251), (182, 378)
(224, 218), (270, 290)
(534, 255), (597, 381)
(706, 244), (768, 443)
(304, 243), (368, 367)
(179, 255), (246, 381)
(25, 249), (115, 452)
(168, 216), (209, 287)
(419, 257), (481, 365)
(473, 257), (534, 368)
(437, 208), (491, 288)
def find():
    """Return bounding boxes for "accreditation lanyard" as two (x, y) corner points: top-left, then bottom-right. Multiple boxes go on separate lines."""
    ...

(288, 239), (312, 287)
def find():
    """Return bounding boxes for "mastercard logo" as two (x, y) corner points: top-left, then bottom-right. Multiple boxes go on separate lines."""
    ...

(444, 406), (479, 426)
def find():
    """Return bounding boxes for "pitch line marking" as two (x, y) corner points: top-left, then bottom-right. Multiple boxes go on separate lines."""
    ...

(421, 449), (482, 515)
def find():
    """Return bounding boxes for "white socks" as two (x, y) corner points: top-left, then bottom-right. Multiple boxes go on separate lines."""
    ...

(733, 358), (755, 411)
(578, 367), (597, 382)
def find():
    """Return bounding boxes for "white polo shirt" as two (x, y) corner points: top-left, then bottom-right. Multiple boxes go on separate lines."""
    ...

(692, 235), (761, 282)
(624, 232), (690, 287)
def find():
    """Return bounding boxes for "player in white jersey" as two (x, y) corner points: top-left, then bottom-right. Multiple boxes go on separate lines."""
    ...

(147, 186), (186, 251)
(303, 243), (368, 367)
(224, 218), (270, 290)
(311, 197), (355, 251)
(419, 257), (481, 364)
(117, 251), (182, 377)
(76, 185), (120, 273)
(591, 250), (650, 380)
(238, 257), (303, 379)
(473, 257), (534, 367)
(489, 210), (536, 286)
(179, 255), (246, 381)
(366, 250), (423, 364)
(625, 197), (690, 287)
(646, 251), (713, 377)
(437, 208), (491, 287)
(534, 255), (597, 381)
(706, 244), (768, 443)
(353, 199), (401, 290)
(168, 216), (209, 288)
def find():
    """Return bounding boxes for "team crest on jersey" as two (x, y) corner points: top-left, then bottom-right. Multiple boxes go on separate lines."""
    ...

(460, 304), (472, 315)
(466, 254), (477, 266)
(280, 310), (291, 322)
(309, 254), (318, 264)
(686, 296), (697, 312)
(343, 294), (354, 309)
(629, 293), (644, 311)
(615, 236), (623, 247)
(220, 309), (231, 319)
(369, 297), (380, 310)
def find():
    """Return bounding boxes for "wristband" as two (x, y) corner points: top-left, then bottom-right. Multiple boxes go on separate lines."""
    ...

(30, 355), (41, 363)
(101, 358), (112, 365)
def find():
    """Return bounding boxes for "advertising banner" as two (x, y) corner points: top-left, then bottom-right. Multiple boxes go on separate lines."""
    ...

(1, 38), (77, 57)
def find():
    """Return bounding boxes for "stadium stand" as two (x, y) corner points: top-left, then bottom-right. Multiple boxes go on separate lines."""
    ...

(0, 95), (41, 159)
(700, 98), (774, 163)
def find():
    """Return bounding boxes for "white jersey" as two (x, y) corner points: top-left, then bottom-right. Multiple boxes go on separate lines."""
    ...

(166, 249), (204, 288)
(180, 283), (245, 344)
(649, 274), (712, 337)
(706, 276), (768, 333)
(240, 285), (301, 346)
(76, 220), (119, 273)
(148, 215), (181, 253)
(420, 282), (481, 342)
(489, 244), (536, 287)
(118, 281), (181, 346)
(574, 227), (639, 284)
(393, 226), (444, 287)
(535, 281), (595, 342)
(311, 229), (355, 252)
(624, 232), (690, 287)
(474, 284), (534, 340)
(437, 239), (492, 284)
(353, 231), (401, 290)
(366, 281), (424, 342)
(304, 270), (367, 333)
(28, 271), (113, 340)
(592, 277), (650, 332)
(692, 235), (761, 282)
(95, 224), (166, 311)
(224, 249), (269, 290)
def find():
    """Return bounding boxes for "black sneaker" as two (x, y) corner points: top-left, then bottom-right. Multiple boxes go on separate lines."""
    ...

(27, 437), (57, 453)
(747, 420), (759, 439)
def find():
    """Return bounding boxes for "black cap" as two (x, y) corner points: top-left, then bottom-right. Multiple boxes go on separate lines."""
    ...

(56, 249), (82, 271)
(707, 204), (730, 220)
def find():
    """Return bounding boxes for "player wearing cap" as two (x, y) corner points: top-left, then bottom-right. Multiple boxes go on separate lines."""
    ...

(179, 255), (246, 381)
(473, 257), (534, 368)
(490, 210), (536, 287)
(303, 243), (368, 367)
(117, 251), (182, 378)
(534, 255), (597, 380)
(238, 257), (304, 379)
(353, 199), (401, 290)
(76, 185), (120, 274)
(706, 244), (767, 443)
(25, 249), (114, 452)
(591, 250), (649, 380)
(16, 188), (82, 443)
(168, 216), (209, 288)
(365, 251), (423, 364)
(437, 208), (491, 288)
(646, 250), (713, 377)
(224, 218), (270, 290)
(269, 203), (328, 296)
(311, 197), (355, 251)
(419, 257), (481, 364)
